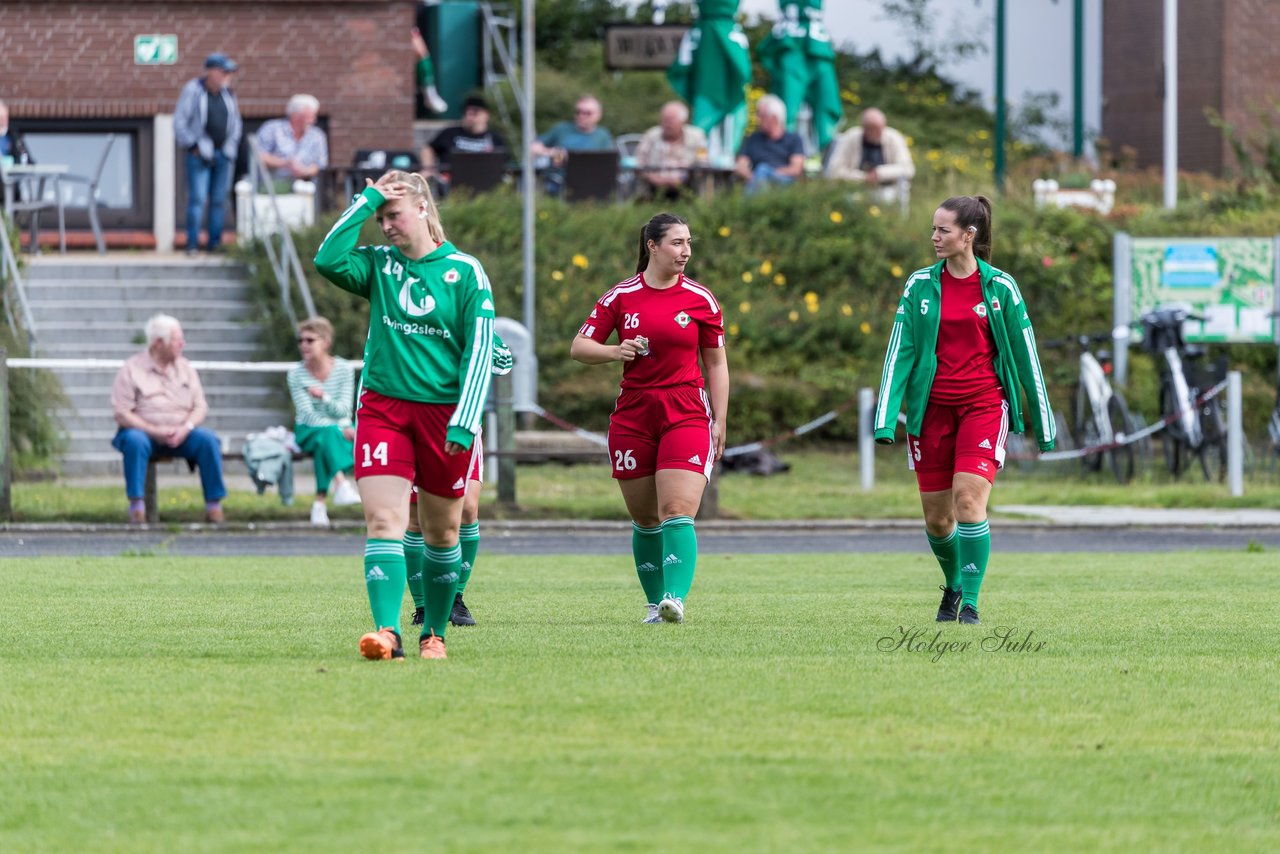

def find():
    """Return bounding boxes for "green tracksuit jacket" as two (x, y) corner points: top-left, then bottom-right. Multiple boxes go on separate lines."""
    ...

(873, 259), (1056, 452)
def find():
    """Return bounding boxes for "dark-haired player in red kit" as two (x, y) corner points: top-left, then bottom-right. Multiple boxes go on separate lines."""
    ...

(571, 212), (730, 624)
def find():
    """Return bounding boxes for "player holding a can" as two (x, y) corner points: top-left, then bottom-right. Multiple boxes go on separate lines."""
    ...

(571, 212), (729, 624)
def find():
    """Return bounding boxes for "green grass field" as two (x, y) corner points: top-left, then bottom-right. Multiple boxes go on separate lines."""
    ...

(1, 550), (1276, 850)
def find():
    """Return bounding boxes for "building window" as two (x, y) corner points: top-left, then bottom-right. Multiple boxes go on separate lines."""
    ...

(24, 132), (134, 209)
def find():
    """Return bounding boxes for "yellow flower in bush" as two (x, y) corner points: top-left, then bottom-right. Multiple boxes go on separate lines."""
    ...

(739, 300), (752, 314)
(926, 150), (942, 162)
(572, 254), (589, 269)
(718, 226), (731, 237)
(741, 271), (753, 283)
(860, 321), (872, 334)
(760, 259), (773, 275)
(551, 270), (564, 282)
(890, 264), (903, 278)
(728, 323), (740, 336)
(841, 304), (853, 317)
(829, 211), (843, 224)
(773, 273), (787, 286)
(868, 206), (881, 218)
(788, 310), (799, 322)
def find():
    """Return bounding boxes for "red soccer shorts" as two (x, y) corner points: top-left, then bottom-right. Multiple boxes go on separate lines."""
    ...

(907, 392), (1009, 493)
(409, 436), (483, 505)
(607, 385), (715, 480)
(354, 389), (471, 498)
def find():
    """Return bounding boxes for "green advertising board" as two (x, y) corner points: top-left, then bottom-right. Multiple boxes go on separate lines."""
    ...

(1127, 236), (1278, 344)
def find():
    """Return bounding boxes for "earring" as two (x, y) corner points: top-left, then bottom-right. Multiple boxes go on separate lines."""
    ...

(418, 209), (428, 220)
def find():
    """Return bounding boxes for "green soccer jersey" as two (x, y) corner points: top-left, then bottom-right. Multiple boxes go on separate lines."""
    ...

(314, 185), (495, 449)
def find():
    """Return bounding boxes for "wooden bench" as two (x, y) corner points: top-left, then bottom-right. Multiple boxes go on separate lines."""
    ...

(143, 449), (305, 524)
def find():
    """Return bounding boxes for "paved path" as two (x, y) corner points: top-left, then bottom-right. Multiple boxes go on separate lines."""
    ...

(2, 521), (1278, 557)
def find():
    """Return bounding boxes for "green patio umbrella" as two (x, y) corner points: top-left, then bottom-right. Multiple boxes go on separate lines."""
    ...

(667, 0), (752, 158)
(757, 0), (843, 151)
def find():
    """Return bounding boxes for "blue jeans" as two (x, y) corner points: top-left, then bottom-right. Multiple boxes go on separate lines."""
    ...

(112, 427), (227, 502)
(185, 150), (233, 250)
(745, 162), (796, 195)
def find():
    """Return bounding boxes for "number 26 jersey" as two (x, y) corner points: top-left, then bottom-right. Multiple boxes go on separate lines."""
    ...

(579, 273), (725, 390)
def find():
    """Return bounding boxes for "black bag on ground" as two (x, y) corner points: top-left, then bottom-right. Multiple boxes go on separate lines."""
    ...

(720, 448), (791, 476)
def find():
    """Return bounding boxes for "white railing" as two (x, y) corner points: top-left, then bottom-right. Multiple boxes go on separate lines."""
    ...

(0, 212), (35, 347)
(236, 138), (317, 327)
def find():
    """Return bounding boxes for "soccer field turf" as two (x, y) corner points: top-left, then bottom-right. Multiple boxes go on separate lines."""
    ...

(1, 551), (1276, 851)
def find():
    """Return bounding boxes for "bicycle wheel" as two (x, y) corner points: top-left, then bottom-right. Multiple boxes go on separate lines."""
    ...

(1107, 392), (1137, 484)
(1159, 383), (1186, 478)
(1074, 383), (1103, 472)
(1197, 398), (1227, 483)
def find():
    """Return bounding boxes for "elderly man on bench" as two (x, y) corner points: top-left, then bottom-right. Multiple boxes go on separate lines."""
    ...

(110, 313), (226, 524)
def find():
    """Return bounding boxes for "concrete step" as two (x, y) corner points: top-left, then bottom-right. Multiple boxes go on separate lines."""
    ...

(34, 341), (265, 359)
(58, 383), (285, 402)
(24, 260), (250, 282)
(33, 321), (263, 348)
(36, 368), (294, 389)
(24, 280), (254, 299)
(28, 299), (256, 323)
(58, 452), (259, 478)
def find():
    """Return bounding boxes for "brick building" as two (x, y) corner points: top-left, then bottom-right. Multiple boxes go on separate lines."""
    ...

(0, 0), (424, 249)
(1102, 0), (1280, 174)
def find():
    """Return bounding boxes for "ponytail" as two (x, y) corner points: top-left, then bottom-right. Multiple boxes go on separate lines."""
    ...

(634, 211), (688, 274)
(939, 195), (993, 262)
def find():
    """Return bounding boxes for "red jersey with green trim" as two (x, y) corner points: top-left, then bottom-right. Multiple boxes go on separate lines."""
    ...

(579, 273), (725, 390)
(929, 266), (1001, 404)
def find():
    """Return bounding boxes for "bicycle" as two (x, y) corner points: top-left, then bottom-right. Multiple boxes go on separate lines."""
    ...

(1138, 307), (1227, 482)
(1047, 332), (1140, 483)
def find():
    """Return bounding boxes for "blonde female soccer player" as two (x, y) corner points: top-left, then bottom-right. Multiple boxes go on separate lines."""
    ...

(315, 170), (495, 660)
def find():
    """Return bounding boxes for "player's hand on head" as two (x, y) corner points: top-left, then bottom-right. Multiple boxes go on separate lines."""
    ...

(367, 175), (405, 199)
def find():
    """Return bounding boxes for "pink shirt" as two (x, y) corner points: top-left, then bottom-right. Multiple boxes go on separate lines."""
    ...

(111, 351), (208, 428)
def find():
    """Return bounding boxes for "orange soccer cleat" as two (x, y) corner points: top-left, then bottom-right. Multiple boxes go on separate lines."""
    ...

(418, 629), (447, 660)
(359, 627), (405, 661)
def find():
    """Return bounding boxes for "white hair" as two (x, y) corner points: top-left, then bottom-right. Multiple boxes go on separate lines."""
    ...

(145, 314), (182, 345)
(286, 94), (319, 116)
(662, 101), (690, 122)
(757, 94), (787, 123)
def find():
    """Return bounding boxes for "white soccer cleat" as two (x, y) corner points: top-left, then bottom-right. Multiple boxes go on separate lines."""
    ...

(425, 86), (448, 114)
(332, 479), (361, 506)
(642, 603), (662, 624)
(658, 595), (684, 624)
(309, 501), (330, 527)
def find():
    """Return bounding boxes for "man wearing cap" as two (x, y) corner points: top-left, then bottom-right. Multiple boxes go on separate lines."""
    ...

(174, 53), (243, 255)
(419, 94), (508, 196)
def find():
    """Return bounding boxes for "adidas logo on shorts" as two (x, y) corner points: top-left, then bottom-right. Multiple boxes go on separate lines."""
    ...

(452, 478), (465, 490)
(978, 438), (992, 449)
(688, 454), (702, 465)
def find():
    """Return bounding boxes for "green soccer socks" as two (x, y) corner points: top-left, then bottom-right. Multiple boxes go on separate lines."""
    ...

(458, 522), (480, 594)
(632, 522), (665, 605)
(926, 525), (961, 590)
(956, 520), (991, 609)
(403, 531), (425, 610)
(660, 515), (698, 602)
(422, 543), (462, 638)
(364, 539), (407, 634)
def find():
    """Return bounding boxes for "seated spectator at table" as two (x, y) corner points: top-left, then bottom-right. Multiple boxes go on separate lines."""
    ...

(419, 94), (507, 196)
(110, 314), (225, 524)
(0, 100), (31, 165)
(287, 316), (360, 527)
(734, 95), (805, 194)
(825, 107), (915, 189)
(255, 94), (328, 191)
(634, 100), (707, 200)
(530, 95), (614, 195)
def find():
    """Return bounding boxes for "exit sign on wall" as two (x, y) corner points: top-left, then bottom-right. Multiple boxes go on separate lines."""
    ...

(134, 34), (178, 65)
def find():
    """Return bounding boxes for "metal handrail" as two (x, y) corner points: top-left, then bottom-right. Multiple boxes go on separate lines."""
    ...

(241, 137), (317, 327)
(0, 211), (35, 348)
